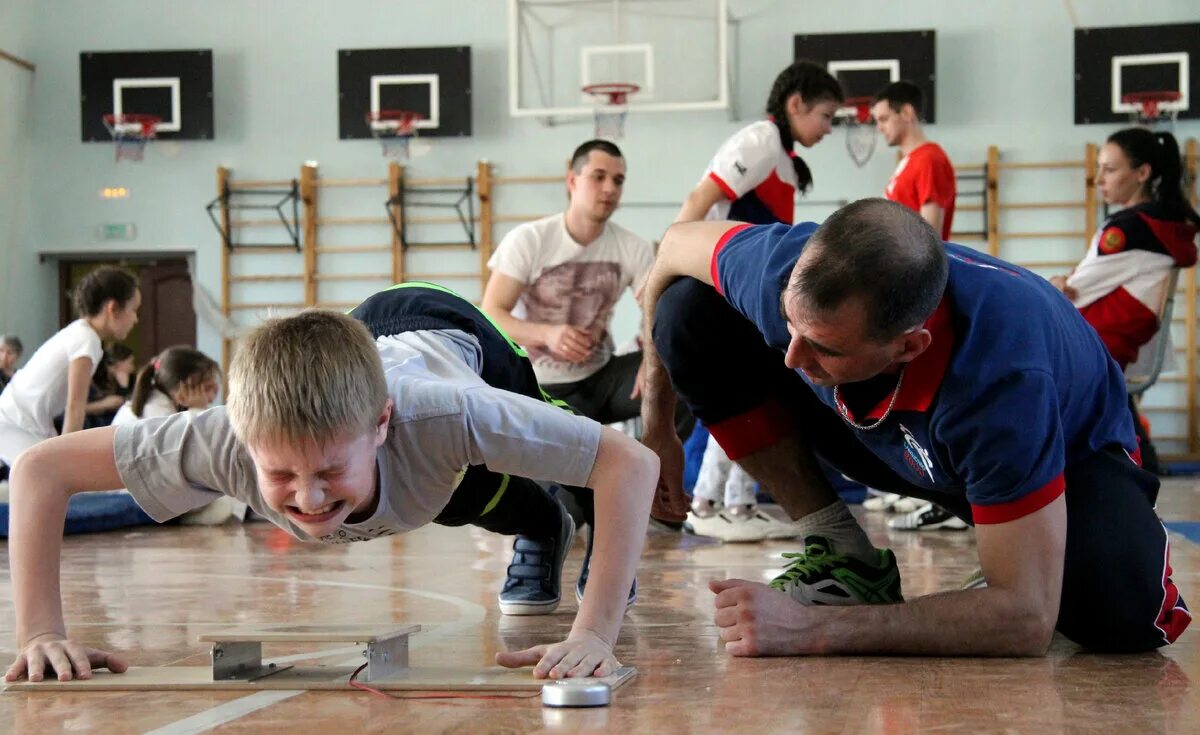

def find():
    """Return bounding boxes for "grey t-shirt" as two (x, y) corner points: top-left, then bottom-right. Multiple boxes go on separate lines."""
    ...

(114, 329), (602, 544)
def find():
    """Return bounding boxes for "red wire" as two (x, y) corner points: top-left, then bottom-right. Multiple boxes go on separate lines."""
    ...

(347, 662), (540, 701)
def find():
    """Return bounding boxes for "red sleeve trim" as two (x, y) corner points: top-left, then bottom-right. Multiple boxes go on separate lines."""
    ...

(708, 171), (737, 200)
(706, 400), (799, 461)
(710, 223), (754, 296)
(971, 474), (1065, 525)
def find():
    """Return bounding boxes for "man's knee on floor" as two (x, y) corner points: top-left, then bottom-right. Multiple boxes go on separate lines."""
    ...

(652, 278), (713, 366)
(1058, 563), (1184, 653)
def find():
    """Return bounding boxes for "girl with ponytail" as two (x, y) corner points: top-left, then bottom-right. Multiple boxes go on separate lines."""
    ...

(675, 60), (843, 224)
(673, 61), (842, 536)
(111, 346), (237, 525)
(0, 266), (140, 466)
(112, 346), (220, 425)
(1050, 127), (1199, 474)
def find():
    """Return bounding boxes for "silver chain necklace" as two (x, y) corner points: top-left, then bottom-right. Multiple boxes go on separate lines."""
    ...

(832, 365), (907, 432)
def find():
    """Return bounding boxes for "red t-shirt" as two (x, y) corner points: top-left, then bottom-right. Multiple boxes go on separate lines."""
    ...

(885, 142), (956, 240)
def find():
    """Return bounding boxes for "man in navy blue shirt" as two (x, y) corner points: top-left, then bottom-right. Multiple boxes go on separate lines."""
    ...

(639, 198), (1189, 655)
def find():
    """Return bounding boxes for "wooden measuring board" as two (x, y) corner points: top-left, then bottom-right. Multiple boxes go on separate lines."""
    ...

(4, 625), (637, 693)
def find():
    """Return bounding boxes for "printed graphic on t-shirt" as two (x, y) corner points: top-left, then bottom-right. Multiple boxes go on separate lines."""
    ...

(900, 423), (935, 482)
(522, 261), (622, 372)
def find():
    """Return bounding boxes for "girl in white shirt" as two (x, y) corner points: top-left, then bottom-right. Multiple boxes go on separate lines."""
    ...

(0, 267), (141, 466)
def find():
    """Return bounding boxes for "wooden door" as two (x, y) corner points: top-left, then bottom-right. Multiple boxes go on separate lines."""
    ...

(58, 258), (196, 365)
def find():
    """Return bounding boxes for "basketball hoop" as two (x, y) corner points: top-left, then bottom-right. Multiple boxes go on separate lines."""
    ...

(1123, 92), (1182, 126)
(841, 97), (877, 168)
(102, 113), (161, 162)
(582, 83), (639, 140)
(367, 110), (425, 160)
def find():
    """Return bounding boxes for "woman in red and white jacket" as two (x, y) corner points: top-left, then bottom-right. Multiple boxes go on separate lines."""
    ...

(1051, 128), (1199, 473)
(1051, 128), (1199, 369)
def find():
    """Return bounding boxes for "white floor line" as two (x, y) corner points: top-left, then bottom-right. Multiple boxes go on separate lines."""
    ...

(142, 573), (486, 734)
(142, 691), (306, 735)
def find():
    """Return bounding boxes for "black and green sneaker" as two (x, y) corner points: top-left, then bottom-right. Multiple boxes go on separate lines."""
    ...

(769, 535), (903, 605)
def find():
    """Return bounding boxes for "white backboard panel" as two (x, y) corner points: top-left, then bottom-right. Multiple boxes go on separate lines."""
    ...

(509, 0), (729, 118)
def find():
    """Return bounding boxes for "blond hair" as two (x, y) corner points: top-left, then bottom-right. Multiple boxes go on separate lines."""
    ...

(227, 310), (387, 446)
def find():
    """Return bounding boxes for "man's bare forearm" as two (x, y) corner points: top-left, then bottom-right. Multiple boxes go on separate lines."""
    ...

(789, 588), (1056, 657)
(484, 307), (549, 349)
(638, 260), (680, 435)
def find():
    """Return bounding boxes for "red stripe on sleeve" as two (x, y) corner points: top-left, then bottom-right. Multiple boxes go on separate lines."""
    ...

(705, 400), (799, 461)
(708, 171), (737, 201)
(971, 474), (1065, 525)
(710, 223), (754, 296)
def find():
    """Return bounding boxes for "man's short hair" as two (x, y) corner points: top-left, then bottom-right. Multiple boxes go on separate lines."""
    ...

(0, 335), (22, 355)
(788, 198), (947, 342)
(570, 139), (624, 173)
(873, 80), (925, 120)
(227, 310), (388, 447)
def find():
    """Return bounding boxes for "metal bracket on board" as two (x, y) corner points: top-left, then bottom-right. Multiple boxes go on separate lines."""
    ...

(385, 176), (475, 250)
(203, 626), (417, 684)
(206, 179), (301, 251)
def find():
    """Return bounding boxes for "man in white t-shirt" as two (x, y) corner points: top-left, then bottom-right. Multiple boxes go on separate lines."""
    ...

(483, 140), (671, 428)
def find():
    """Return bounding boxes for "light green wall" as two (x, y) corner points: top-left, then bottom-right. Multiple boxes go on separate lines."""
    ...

(4, 0), (1199, 445)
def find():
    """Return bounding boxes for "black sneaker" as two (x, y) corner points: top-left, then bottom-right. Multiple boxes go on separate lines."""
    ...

(573, 524), (637, 608)
(887, 502), (969, 531)
(498, 500), (575, 615)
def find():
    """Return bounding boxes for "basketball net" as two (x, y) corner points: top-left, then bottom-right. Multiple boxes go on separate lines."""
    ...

(368, 111), (423, 160)
(583, 83), (639, 140)
(1124, 92), (1182, 128)
(842, 97), (876, 168)
(103, 114), (160, 162)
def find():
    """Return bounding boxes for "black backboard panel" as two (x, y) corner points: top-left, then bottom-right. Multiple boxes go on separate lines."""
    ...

(1075, 23), (1199, 124)
(80, 50), (214, 141)
(338, 46), (472, 139)
(794, 30), (936, 123)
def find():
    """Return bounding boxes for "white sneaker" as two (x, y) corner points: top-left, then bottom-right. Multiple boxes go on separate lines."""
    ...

(861, 491), (897, 512)
(684, 503), (802, 542)
(690, 496), (723, 518)
(862, 491), (925, 514)
(887, 502), (969, 531)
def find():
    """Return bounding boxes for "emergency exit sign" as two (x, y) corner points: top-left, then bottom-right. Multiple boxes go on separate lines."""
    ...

(95, 222), (137, 241)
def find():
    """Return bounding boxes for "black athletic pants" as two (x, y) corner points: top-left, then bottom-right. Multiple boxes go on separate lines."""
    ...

(351, 283), (583, 540)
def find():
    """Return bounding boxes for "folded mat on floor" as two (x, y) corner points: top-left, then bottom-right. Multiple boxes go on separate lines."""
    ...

(0, 492), (155, 537)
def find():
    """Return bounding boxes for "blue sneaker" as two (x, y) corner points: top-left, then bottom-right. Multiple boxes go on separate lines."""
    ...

(498, 500), (575, 615)
(574, 524), (638, 608)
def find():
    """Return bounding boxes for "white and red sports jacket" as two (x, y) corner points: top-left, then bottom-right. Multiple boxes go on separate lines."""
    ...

(1067, 202), (1198, 368)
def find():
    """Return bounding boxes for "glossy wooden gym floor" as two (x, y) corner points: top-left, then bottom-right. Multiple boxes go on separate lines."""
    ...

(1, 479), (1197, 734)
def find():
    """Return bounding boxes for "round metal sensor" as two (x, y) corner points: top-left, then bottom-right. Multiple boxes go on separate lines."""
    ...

(541, 679), (612, 707)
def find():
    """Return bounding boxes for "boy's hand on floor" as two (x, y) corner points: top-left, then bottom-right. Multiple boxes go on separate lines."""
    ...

(4, 633), (128, 682)
(495, 628), (618, 679)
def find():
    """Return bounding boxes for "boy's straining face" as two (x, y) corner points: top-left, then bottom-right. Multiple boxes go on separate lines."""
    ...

(246, 405), (391, 536)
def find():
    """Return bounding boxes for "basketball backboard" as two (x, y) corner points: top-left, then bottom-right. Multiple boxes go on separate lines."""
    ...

(338, 46), (472, 139)
(794, 30), (937, 124)
(508, 0), (729, 119)
(1074, 22), (1198, 124)
(80, 50), (214, 141)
